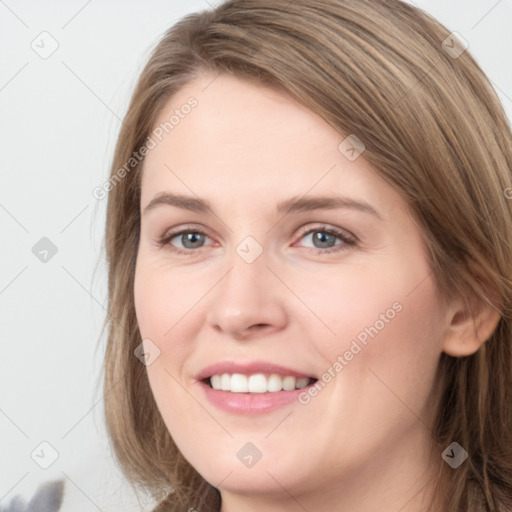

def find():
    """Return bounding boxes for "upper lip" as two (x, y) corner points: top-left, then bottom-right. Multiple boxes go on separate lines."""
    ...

(195, 360), (317, 381)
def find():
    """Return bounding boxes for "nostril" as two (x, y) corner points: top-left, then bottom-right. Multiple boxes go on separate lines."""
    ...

(249, 324), (270, 332)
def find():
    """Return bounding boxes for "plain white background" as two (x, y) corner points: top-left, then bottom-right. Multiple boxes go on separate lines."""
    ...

(1, 1), (511, 510)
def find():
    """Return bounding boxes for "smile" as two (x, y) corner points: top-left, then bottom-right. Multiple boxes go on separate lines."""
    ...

(196, 360), (319, 413)
(206, 373), (315, 393)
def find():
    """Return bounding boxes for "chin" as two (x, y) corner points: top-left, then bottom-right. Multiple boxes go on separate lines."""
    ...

(174, 435), (312, 496)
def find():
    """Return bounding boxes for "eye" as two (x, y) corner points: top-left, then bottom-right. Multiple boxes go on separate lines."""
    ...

(157, 226), (213, 255)
(294, 224), (357, 254)
(157, 224), (357, 255)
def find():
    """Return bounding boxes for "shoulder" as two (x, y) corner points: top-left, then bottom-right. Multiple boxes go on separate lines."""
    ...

(0, 480), (64, 512)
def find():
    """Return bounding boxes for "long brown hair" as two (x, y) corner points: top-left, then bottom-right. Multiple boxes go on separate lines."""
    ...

(99, 1), (512, 510)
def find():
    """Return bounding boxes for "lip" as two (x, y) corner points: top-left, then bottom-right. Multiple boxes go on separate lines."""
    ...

(195, 360), (316, 381)
(199, 382), (315, 414)
(195, 360), (318, 414)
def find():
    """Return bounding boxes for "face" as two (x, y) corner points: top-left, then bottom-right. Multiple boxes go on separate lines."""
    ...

(134, 72), (448, 504)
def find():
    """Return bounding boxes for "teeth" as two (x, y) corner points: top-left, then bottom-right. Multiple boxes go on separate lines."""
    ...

(296, 377), (310, 388)
(230, 373), (248, 393)
(248, 374), (267, 393)
(282, 376), (296, 391)
(220, 373), (231, 391)
(211, 374), (221, 389)
(209, 373), (313, 393)
(267, 374), (282, 392)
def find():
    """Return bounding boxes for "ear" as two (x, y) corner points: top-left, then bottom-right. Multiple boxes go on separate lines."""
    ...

(442, 294), (501, 357)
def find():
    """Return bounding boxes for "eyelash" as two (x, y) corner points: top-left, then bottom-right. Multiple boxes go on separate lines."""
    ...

(156, 224), (357, 256)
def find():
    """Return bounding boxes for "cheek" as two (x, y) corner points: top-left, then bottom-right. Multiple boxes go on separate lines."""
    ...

(298, 248), (444, 387)
(134, 256), (205, 343)
(303, 260), (444, 427)
(133, 258), (196, 404)
(133, 262), (209, 444)
(303, 241), (441, 353)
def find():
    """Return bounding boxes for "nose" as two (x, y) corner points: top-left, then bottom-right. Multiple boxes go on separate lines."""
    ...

(206, 248), (288, 340)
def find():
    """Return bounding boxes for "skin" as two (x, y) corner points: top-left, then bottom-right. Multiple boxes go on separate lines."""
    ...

(134, 72), (499, 512)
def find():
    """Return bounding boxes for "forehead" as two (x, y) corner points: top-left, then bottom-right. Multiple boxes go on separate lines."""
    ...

(140, 72), (396, 215)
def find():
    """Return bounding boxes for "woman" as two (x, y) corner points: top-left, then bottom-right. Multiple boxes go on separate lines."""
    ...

(101, 0), (512, 510)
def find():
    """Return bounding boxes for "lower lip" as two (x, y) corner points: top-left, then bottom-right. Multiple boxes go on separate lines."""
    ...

(199, 381), (312, 414)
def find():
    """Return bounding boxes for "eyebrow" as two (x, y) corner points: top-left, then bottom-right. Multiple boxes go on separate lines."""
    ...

(142, 192), (382, 219)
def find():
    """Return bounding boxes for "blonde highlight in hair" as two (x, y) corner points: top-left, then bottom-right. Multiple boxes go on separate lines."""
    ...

(100, 1), (512, 510)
